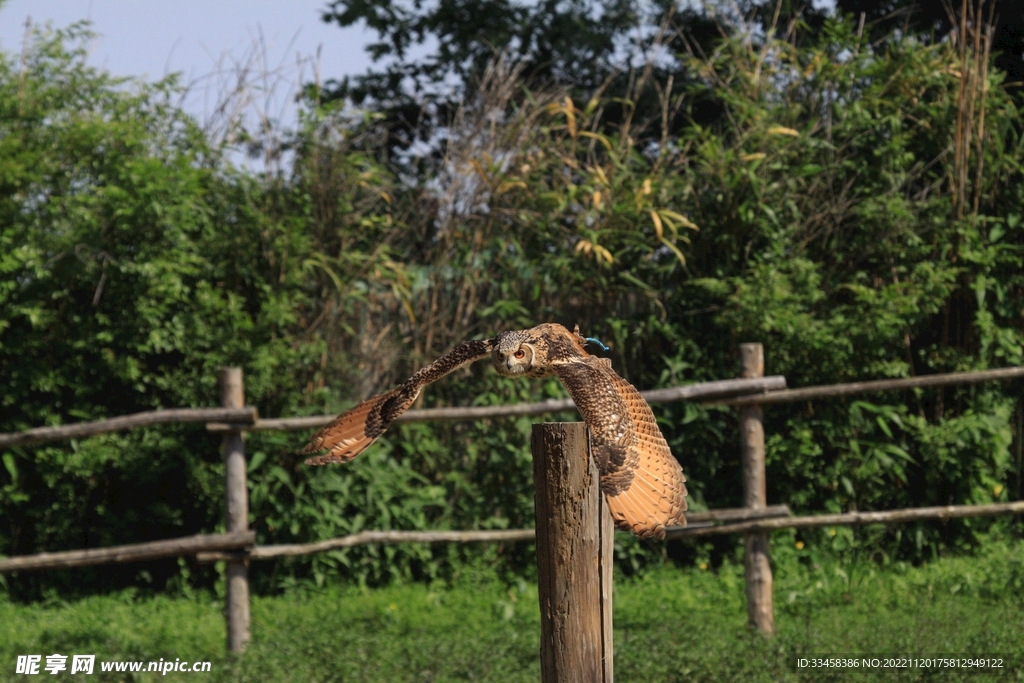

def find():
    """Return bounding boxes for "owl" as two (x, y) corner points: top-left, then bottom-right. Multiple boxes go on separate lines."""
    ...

(302, 323), (688, 539)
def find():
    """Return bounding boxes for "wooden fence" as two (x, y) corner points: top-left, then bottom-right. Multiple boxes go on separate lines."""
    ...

(1, 350), (1023, 658)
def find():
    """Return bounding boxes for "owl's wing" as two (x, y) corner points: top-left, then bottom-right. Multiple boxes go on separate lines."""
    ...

(303, 338), (495, 465)
(554, 356), (688, 539)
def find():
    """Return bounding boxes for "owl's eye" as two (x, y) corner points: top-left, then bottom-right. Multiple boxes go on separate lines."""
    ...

(514, 349), (526, 359)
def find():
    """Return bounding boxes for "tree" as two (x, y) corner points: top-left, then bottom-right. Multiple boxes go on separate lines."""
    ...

(319, 0), (725, 160)
(4, 7), (1023, 598)
(834, 0), (1024, 95)
(0, 24), (406, 596)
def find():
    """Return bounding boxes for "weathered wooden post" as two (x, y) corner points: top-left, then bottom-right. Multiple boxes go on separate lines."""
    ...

(219, 367), (251, 653)
(738, 344), (775, 634)
(532, 422), (614, 683)
(1016, 402), (1023, 500)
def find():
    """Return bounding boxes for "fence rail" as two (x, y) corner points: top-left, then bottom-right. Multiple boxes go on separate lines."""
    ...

(666, 501), (1024, 538)
(721, 366), (1024, 406)
(0, 532), (255, 573)
(9, 501), (1024, 571)
(193, 505), (795, 562)
(205, 375), (788, 432)
(2, 359), (1023, 651)
(0, 506), (791, 569)
(5, 366), (1018, 446)
(0, 407), (257, 449)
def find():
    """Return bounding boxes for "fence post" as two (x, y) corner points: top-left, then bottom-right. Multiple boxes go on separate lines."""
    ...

(1016, 402), (1023, 500)
(219, 367), (251, 653)
(532, 422), (614, 683)
(738, 344), (775, 634)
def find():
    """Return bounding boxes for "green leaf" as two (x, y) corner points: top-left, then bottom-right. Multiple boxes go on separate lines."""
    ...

(2, 453), (17, 482)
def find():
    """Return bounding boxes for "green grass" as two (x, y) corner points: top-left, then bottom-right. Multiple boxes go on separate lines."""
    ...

(2, 541), (1023, 682)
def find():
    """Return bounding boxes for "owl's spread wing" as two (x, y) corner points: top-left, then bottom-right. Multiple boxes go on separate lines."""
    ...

(554, 357), (688, 539)
(302, 338), (495, 465)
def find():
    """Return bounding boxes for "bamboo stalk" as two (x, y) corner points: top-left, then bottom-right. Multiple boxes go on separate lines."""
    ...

(971, 6), (993, 214)
(0, 532), (255, 573)
(206, 376), (788, 433)
(0, 407), (257, 448)
(719, 366), (1024, 406)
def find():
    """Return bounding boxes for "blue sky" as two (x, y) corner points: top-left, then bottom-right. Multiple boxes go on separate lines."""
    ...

(0, 0), (373, 127)
(0, 1), (838, 88)
(0, 0), (381, 167)
(0, 0), (373, 82)
(0, 0), (838, 146)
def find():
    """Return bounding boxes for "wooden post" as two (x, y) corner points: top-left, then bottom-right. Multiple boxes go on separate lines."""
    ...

(1016, 402), (1023, 500)
(219, 368), (251, 653)
(532, 422), (614, 683)
(738, 344), (775, 634)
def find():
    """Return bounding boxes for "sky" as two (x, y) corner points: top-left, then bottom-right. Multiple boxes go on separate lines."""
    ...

(0, 0), (374, 80)
(0, 1), (839, 91)
(0, 0), (838, 160)
(0, 0), (374, 135)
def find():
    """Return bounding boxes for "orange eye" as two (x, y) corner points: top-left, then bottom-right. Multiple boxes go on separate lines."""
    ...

(514, 349), (526, 359)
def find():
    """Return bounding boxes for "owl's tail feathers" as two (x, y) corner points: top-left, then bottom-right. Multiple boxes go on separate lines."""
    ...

(604, 459), (688, 541)
(302, 388), (402, 466)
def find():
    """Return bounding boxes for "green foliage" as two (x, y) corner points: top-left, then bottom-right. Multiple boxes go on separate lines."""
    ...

(318, 0), (724, 161)
(667, 20), (1024, 559)
(2, 11), (1024, 598)
(0, 25), (407, 596)
(834, 0), (1024, 95)
(1, 543), (1023, 681)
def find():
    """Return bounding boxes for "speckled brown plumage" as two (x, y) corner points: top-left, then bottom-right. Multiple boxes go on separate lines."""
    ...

(302, 323), (688, 538)
(602, 367), (688, 537)
(302, 339), (495, 465)
(553, 356), (687, 539)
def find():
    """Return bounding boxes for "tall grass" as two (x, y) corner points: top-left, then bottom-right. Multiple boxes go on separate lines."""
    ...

(2, 540), (1022, 682)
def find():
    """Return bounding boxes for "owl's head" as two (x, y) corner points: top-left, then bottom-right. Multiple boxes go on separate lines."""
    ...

(492, 324), (586, 378)
(492, 330), (542, 377)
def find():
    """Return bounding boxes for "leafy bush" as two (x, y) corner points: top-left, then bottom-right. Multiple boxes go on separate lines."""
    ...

(1, 11), (1023, 598)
